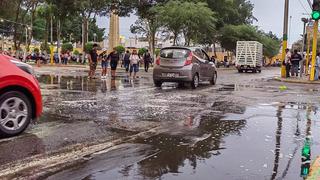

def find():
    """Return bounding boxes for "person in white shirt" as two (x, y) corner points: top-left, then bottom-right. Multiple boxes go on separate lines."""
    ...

(129, 50), (140, 79)
(284, 48), (291, 78)
(315, 52), (320, 80)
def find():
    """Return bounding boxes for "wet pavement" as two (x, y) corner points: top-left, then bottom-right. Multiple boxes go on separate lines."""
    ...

(1, 67), (320, 180)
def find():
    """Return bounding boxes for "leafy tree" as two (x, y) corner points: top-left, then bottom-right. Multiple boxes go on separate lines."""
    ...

(155, 49), (160, 56)
(73, 49), (80, 55)
(219, 25), (280, 58)
(34, 47), (40, 53)
(115, 45), (125, 54)
(138, 48), (147, 56)
(61, 42), (73, 53)
(258, 31), (281, 58)
(206, 0), (255, 29)
(132, 0), (166, 56)
(40, 42), (50, 53)
(84, 42), (94, 53)
(219, 25), (259, 51)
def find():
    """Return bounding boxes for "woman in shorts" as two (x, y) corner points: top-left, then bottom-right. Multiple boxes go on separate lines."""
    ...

(129, 50), (140, 79)
(100, 51), (109, 79)
(107, 48), (120, 79)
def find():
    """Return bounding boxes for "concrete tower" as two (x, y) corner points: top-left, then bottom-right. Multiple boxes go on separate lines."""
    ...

(108, 12), (120, 52)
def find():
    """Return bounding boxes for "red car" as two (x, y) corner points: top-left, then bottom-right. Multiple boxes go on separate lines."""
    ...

(0, 54), (42, 137)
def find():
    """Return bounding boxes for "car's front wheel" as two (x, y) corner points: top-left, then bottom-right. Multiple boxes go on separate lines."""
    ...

(0, 91), (32, 137)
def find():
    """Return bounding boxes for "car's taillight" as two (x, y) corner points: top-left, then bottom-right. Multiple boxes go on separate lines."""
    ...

(184, 52), (193, 66)
(156, 57), (160, 65)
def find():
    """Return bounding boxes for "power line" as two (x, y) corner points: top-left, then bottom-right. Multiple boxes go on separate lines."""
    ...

(297, 0), (310, 14)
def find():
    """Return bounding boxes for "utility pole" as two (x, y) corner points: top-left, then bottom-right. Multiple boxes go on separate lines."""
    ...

(310, 20), (318, 81)
(50, 15), (54, 65)
(24, 27), (28, 62)
(310, 0), (320, 80)
(300, 18), (309, 77)
(57, 19), (61, 64)
(306, 23), (312, 75)
(281, 0), (289, 78)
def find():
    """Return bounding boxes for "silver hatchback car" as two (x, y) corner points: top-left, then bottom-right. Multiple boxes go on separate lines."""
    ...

(153, 47), (217, 88)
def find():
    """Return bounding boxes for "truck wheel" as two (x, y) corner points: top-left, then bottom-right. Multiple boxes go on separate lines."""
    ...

(253, 69), (257, 73)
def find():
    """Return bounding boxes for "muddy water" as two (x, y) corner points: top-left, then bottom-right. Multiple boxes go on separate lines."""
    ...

(2, 69), (320, 180)
(47, 102), (320, 180)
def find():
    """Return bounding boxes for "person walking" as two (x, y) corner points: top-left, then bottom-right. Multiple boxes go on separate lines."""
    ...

(35, 51), (41, 67)
(129, 49), (140, 79)
(315, 52), (320, 80)
(210, 56), (216, 64)
(123, 50), (131, 72)
(284, 48), (291, 78)
(108, 47), (120, 79)
(143, 49), (152, 72)
(63, 51), (69, 65)
(290, 49), (302, 77)
(100, 49), (109, 79)
(88, 44), (98, 79)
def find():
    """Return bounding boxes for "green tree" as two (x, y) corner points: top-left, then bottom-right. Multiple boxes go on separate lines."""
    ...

(138, 48), (147, 56)
(40, 42), (50, 53)
(85, 42), (94, 53)
(115, 45), (125, 54)
(73, 49), (80, 55)
(219, 25), (259, 52)
(132, 0), (166, 57)
(61, 42), (73, 53)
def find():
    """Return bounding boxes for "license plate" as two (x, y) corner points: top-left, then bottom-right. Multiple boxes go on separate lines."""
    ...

(162, 73), (178, 78)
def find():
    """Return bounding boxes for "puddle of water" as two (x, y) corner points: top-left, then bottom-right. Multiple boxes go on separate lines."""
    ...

(51, 103), (320, 180)
(38, 74), (151, 93)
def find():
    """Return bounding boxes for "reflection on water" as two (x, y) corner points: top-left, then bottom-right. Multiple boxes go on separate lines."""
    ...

(130, 116), (247, 179)
(37, 75), (145, 92)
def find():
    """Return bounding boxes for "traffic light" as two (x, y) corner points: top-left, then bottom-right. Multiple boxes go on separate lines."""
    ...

(300, 139), (311, 177)
(312, 0), (320, 20)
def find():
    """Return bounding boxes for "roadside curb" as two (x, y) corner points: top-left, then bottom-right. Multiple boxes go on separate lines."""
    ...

(273, 77), (320, 84)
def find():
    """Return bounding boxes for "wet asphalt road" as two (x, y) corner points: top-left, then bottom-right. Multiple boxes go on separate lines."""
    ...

(1, 66), (320, 180)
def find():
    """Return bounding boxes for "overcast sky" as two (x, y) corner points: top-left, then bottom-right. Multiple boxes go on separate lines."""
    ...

(97, 0), (311, 46)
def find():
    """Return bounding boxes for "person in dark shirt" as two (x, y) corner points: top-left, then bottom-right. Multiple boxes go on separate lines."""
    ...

(123, 50), (131, 72)
(290, 49), (302, 77)
(143, 49), (152, 72)
(88, 44), (98, 79)
(210, 56), (216, 64)
(108, 47), (120, 79)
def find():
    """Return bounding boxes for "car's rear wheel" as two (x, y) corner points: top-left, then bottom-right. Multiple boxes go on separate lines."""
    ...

(0, 91), (32, 137)
(154, 80), (162, 87)
(210, 72), (217, 85)
(191, 73), (199, 89)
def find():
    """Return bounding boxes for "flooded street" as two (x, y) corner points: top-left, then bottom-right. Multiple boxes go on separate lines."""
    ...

(1, 67), (320, 180)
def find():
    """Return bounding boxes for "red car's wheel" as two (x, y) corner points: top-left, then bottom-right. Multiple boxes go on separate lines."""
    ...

(0, 91), (32, 137)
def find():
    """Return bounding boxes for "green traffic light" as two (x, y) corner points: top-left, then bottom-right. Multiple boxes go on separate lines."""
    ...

(312, 11), (320, 20)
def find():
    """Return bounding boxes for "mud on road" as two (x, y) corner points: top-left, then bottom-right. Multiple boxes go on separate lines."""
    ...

(0, 67), (320, 180)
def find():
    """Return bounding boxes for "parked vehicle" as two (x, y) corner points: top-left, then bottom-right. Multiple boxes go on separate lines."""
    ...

(153, 47), (217, 89)
(236, 41), (263, 73)
(0, 54), (42, 137)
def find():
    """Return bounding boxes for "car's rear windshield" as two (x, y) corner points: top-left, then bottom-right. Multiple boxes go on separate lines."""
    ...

(160, 49), (190, 59)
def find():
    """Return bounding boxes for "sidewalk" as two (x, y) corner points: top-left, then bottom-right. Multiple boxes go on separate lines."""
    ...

(273, 76), (320, 84)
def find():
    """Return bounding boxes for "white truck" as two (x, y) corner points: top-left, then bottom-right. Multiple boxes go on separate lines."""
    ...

(235, 41), (263, 73)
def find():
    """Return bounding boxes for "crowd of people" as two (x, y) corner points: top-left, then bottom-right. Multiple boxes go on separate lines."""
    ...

(284, 48), (320, 80)
(87, 44), (154, 80)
